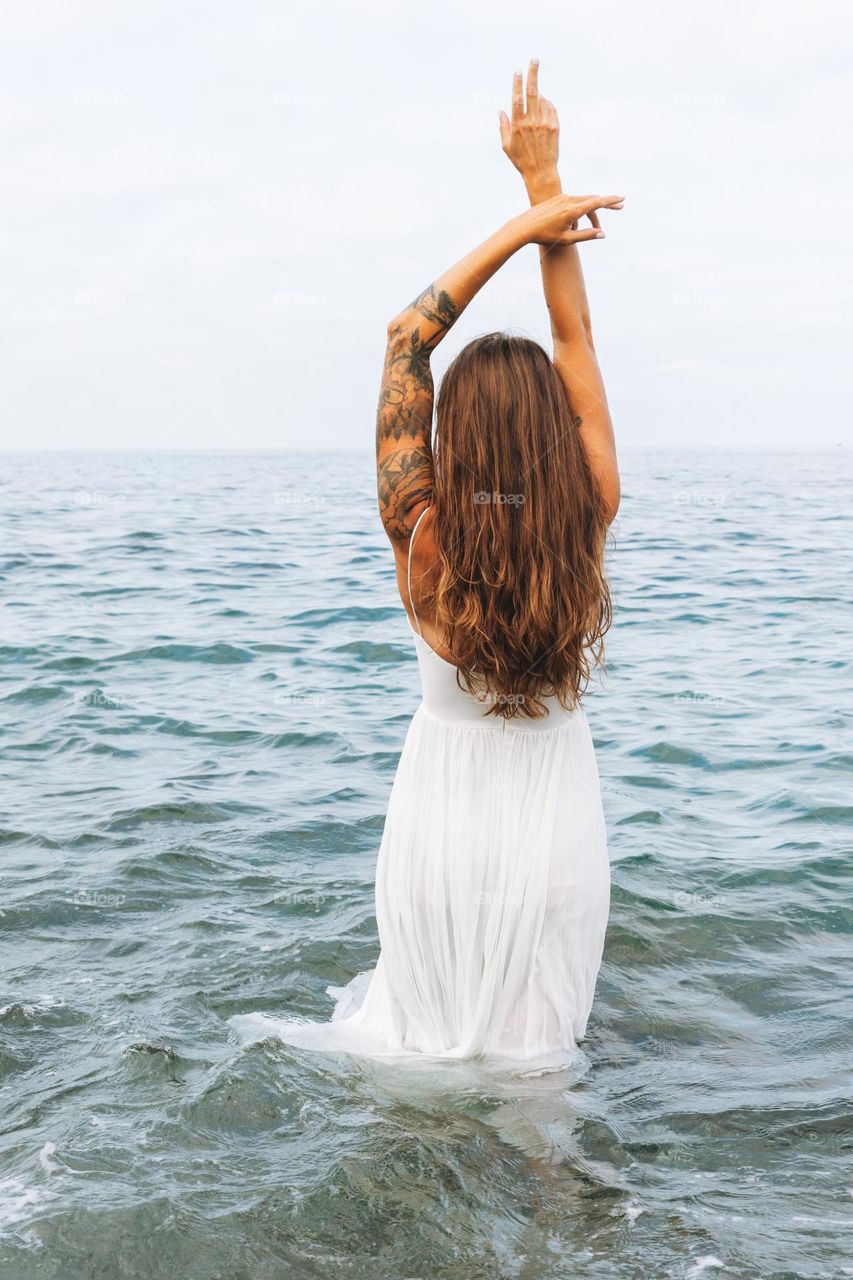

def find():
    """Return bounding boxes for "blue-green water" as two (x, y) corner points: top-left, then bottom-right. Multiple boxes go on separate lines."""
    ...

(1, 448), (851, 1279)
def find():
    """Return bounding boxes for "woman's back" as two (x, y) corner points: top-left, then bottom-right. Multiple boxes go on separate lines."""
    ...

(406, 505), (578, 731)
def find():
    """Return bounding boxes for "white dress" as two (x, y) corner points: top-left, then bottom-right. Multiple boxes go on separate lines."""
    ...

(232, 507), (610, 1069)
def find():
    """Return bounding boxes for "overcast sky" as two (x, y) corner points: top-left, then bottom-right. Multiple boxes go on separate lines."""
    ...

(2, 0), (851, 450)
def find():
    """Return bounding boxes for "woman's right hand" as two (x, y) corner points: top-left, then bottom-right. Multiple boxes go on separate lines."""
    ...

(515, 193), (625, 246)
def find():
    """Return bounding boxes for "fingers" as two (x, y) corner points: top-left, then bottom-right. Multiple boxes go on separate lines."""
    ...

(588, 210), (601, 230)
(575, 194), (626, 215)
(566, 226), (606, 244)
(525, 57), (539, 115)
(538, 227), (605, 247)
(511, 71), (524, 123)
(498, 110), (510, 151)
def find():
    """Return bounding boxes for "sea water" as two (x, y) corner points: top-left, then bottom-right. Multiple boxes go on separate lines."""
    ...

(0, 448), (850, 1278)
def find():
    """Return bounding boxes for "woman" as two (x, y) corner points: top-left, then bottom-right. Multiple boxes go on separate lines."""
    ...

(233, 62), (623, 1067)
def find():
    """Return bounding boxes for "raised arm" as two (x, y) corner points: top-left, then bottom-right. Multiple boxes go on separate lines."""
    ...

(376, 220), (525, 542)
(376, 196), (619, 543)
(499, 60), (624, 523)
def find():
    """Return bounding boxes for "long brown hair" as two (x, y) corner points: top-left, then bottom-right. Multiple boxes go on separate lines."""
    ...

(430, 332), (612, 720)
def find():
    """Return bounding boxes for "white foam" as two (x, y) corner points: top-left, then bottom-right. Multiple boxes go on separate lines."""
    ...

(688, 1258), (725, 1277)
(38, 1143), (61, 1174)
(0, 1177), (53, 1235)
(228, 1011), (288, 1046)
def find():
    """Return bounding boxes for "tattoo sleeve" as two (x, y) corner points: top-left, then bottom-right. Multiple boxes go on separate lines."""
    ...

(375, 285), (460, 540)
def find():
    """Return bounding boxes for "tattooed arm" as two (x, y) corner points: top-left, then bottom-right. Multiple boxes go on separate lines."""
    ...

(376, 218), (530, 543)
(376, 195), (624, 541)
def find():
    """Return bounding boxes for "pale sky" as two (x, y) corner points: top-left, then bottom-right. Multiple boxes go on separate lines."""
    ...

(2, 0), (851, 450)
